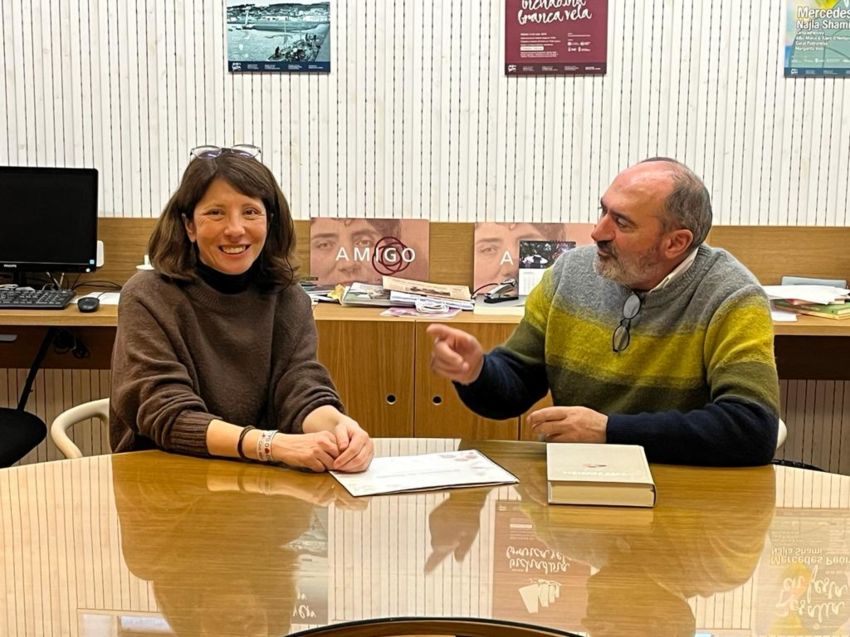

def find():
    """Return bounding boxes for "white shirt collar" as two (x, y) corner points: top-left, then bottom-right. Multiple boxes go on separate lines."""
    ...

(648, 248), (699, 293)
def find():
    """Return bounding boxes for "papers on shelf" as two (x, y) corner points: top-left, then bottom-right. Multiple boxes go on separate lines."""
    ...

(380, 306), (461, 319)
(762, 285), (850, 305)
(330, 449), (518, 497)
(770, 309), (798, 322)
(339, 283), (392, 307)
(388, 290), (474, 311)
(382, 276), (472, 301)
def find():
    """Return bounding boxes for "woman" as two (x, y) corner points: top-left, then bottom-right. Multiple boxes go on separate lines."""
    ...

(110, 145), (373, 472)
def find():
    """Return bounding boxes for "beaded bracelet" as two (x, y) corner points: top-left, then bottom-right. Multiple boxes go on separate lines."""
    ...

(256, 429), (277, 463)
(236, 426), (256, 460)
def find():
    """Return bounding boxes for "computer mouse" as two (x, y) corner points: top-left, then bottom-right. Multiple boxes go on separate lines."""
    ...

(77, 297), (100, 313)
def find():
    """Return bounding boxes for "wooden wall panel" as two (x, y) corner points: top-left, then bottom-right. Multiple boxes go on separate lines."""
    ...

(81, 220), (850, 290)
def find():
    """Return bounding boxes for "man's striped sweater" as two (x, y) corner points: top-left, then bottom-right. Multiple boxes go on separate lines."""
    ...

(456, 244), (780, 466)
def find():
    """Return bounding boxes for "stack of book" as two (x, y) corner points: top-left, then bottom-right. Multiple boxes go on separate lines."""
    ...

(763, 285), (850, 320)
(339, 276), (473, 311)
(772, 300), (850, 320)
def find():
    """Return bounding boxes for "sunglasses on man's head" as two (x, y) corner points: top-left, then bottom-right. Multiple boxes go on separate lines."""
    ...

(189, 144), (262, 160)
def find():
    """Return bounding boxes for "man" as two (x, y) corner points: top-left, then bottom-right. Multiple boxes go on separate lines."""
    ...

(429, 158), (780, 466)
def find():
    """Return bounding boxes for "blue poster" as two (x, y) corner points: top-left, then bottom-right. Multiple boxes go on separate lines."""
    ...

(226, 1), (331, 73)
(785, 1), (850, 77)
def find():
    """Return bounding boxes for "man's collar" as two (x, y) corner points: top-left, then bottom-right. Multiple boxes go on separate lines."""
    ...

(648, 248), (699, 293)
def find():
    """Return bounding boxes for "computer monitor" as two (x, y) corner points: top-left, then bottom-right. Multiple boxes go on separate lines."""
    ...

(0, 166), (99, 285)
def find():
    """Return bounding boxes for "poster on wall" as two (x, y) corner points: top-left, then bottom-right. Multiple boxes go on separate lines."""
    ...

(309, 218), (430, 286)
(226, 1), (331, 73)
(473, 222), (594, 293)
(785, 0), (850, 77)
(504, 0), (608, 76)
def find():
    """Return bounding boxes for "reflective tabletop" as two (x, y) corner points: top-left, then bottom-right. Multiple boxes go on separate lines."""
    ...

(2, 439), (849, 636)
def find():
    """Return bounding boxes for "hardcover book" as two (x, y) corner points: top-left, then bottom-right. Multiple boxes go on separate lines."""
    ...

(546, 443), (656, 508)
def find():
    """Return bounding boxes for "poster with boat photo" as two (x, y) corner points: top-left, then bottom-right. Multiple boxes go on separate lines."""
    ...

(226, 1), (330, 73)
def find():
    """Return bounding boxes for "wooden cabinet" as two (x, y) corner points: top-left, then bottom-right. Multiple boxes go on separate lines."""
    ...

(314, 306), (530, 440)
(413, 321), (519, 439)
(315, 310), (416, 437)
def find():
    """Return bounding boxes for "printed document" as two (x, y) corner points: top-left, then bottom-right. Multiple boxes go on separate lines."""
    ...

(330, 449), (518, 497)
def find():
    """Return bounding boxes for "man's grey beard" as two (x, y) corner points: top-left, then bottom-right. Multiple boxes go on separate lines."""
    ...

(594, 254), (629, 286)
(593, 247), (664, 289)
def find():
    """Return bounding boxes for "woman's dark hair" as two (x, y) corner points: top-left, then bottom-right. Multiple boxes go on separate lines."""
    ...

(148, 153), (297, 288)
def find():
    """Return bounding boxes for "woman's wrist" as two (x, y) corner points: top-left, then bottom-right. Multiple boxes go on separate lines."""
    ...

(270, 432), (291, 464)
(236, 426), (256, 459)
(256, 429), (277, 462)
(235, 428), (275, 462)
(302, 404), (344, 433)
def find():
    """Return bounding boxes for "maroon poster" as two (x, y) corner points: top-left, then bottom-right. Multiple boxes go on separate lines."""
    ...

(505, 0), (608, 76)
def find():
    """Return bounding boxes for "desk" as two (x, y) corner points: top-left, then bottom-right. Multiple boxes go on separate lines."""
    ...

(0, 306), (117, 369)
(2, 439), (849, 636)
(3, 303), (850, 361)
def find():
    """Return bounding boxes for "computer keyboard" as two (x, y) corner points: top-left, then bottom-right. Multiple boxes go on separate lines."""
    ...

(0, 287), (75, 310)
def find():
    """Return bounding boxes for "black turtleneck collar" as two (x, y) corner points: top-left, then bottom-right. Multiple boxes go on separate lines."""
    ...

(195, 260), (256, 294)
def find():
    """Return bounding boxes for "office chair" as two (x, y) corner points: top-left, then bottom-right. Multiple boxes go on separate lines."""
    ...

(50, 398), (110, 459)
(776, 418), (787, 450)
(290, 617), (579, 637)
(0, 407), (47, 467)
(772, 418), (823, 471)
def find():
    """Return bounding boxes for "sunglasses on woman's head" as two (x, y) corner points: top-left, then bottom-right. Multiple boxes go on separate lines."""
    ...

(189, 144), (262, 160)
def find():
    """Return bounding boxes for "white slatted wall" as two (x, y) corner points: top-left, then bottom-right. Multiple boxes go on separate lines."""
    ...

(1, 0), (848, 223)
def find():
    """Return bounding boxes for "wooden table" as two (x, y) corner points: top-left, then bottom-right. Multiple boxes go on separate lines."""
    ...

(2, 439), (848, 636)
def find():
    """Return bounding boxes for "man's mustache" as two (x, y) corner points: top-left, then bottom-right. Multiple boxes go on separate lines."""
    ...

(596, 241), (616, 258)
